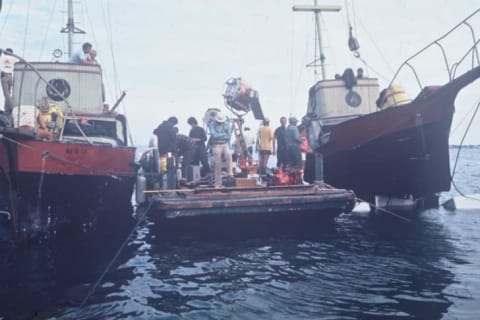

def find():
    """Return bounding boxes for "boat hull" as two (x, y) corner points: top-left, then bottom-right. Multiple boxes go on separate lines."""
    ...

(305, 85), (455, 206)
(0, 133), (137, 239)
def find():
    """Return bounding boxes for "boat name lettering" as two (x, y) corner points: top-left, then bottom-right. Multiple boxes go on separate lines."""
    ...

(65, 147), (88, 155)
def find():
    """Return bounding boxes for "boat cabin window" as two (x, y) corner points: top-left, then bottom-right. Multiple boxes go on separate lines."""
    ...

(62, 117), (126, 146)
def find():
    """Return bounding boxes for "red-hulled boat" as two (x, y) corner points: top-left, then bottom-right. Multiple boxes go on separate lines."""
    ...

(0, 6), (137, 241)
(297, 5), (480, 210)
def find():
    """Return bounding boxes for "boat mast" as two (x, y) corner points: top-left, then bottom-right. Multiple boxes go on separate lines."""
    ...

(60, 0), (85, 59)
(293, 1), (341, 80)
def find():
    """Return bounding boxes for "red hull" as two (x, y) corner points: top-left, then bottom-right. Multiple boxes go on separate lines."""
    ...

(0, 131), (137, 240)
(15, 140), (136, 177)
(305, 66), (480, 205)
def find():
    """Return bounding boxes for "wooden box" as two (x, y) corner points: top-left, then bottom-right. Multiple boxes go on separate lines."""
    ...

(235, 178), (257, 187)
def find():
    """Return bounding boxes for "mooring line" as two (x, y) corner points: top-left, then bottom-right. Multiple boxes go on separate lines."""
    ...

(354, 197), (411, 223)
(322, 182), (411, 222)
(80, 201), (153, 308)
(0, 133), (35, 150)
(2, 134), (133, 177)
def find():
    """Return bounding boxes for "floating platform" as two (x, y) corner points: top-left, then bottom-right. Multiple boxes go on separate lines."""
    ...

(139, 184), (355, 223)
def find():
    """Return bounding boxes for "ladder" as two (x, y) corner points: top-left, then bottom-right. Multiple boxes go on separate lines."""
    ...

(231, 118), (250, 161)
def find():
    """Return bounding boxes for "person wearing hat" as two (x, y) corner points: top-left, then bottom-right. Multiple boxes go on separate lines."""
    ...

(256, 117), (273, 174)
(285, 116), (302, 169)
(208, 112), (232, 187)
(35, 97), (55, 140)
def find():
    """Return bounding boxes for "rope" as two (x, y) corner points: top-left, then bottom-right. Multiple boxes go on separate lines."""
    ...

(1, 133), (134, 177)
(450, 99), (480, 199)
(0, 133), (36, 150)
(80, 201), (154, 308)
(21, 0), (32, 57)
(323, 182), (410, 222)
(39, 0), (58, 60)
(81, 1), (134, 146)
(0, 0), (14, 36)
(42, 151), (131, 178)
(0, 166), (18, 240)
(354, 197), (411, 223)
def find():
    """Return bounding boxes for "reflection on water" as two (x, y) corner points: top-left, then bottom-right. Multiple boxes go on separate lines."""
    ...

(1, 147), (480, 319)
(1, 205), (479, 320)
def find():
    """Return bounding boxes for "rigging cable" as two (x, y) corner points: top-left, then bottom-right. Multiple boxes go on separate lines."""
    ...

(289, 0), (295, 112)
(103, 0), (134, 146)
(80, 201), (154, 308)
(289, 0), (307, 117)
(21, 0), (32, 57)
(82, 1), (134, 146)
(0, 0), (14, 37)
(323, 182), (410, 222)
(450, 98), (480, 202)
(39, 0), (58, 60)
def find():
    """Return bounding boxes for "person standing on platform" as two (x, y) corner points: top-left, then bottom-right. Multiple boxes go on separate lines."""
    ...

(188, 116), (210, 177)
(298, 124), (313, 173)
(208, 112), (232, 188)
(153, 116), (178, 156)
(1, 48), (20, 114)
(273, 116), (287, 169)
(285, 117), (302, 169)
(256, 118), (273, 174)
(243, 126), (255, 157)
(175, 131), (195, 179)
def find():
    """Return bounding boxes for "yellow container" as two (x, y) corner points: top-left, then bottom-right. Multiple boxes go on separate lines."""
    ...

(160, 155), (167, 172)
(383, 85), (409, 108)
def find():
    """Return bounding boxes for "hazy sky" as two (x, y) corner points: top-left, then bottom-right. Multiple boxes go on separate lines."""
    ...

(1, 0), (479, 145)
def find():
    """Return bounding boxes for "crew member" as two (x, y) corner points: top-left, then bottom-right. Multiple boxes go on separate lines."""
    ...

(208, 112), (232, 187)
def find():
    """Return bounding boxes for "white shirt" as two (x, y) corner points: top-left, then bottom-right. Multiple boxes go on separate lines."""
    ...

(243, 130), (255, 148)
(11, 105), (36, 128)
(69, 50), (90, 64)
(0, 54), (19, 73)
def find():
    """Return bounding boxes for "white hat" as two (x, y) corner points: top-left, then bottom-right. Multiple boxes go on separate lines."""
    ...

(216, 112), (226, 123)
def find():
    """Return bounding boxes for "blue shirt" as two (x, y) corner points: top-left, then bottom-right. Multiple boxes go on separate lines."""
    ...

(285, 124), (301, 147)
(209, 121), (231, 143)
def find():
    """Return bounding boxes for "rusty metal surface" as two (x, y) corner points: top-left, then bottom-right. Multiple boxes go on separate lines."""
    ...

(145, 184), (355, 219)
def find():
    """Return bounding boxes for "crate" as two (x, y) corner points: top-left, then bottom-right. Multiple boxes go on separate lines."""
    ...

(238, 159), (258, 174)
(235, 178), (257, 187)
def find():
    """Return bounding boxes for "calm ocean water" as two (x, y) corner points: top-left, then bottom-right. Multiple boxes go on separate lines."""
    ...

(1, 146), (479, 319)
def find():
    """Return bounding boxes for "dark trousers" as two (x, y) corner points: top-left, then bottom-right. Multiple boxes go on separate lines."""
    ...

(192, 144), (210, 176)
(276, 147), (288, 168)
(287, 145), (302, 169)
(1, 74), (14, 113)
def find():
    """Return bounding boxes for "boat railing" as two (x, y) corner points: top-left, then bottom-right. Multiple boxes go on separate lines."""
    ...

(2, 49), (94, 145)
(389, 8), (480, 91)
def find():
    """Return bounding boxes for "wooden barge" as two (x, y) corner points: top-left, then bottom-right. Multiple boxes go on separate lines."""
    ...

(137, 181), (356, 237)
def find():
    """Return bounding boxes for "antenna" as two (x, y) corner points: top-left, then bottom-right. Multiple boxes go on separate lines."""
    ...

(293, 1), (341, 80)
(60, 0), (85, 59)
